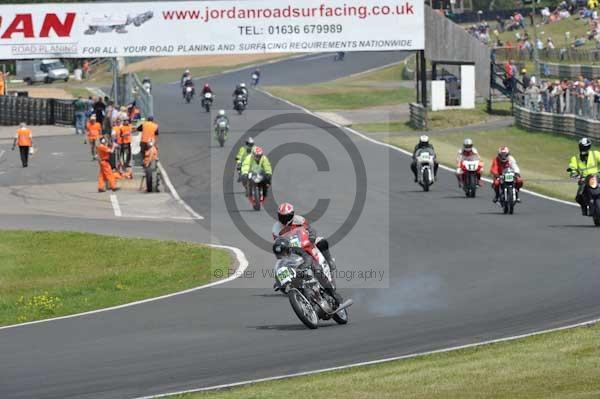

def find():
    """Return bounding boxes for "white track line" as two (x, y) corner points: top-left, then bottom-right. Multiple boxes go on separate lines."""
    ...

(134, 316), (600, 399)
(257, 88), (578, 208)
(0, 244), (247, 331)
(110, 194), (122, 217)
(157, 161), (205, 220)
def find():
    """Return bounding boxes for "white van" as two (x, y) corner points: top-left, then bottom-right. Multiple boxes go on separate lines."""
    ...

(16, 59), (70, 85)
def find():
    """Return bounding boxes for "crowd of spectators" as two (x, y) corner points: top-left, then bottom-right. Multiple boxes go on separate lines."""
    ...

(498, 60), (600, 120)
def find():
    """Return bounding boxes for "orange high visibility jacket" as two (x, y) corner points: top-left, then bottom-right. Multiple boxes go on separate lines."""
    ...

(119, 125), (132, 144)
(16, 128), (32, 147)
(97, 144), (112, 161)
(86, 121), (102, 141)
(143, 146), (158, 167)
(140, 121), (158, 143)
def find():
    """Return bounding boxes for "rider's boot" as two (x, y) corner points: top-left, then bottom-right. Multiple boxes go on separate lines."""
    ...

(516, 190), (521, 203)
(321, 248), (337, 271)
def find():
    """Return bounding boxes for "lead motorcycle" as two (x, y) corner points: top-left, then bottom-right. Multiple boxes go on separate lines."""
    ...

(498, 167), (517, 214)
(274, 226), (352, 329)
(215, 119), (228, 148)
(460, 157), (483, 198)
(415, 149), (435, 192)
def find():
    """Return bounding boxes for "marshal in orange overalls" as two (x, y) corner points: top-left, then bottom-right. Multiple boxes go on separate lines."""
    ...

(97, 143), (117, 191)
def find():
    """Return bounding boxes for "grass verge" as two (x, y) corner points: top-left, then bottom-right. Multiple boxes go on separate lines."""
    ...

(360, 125), (578, 201)
(354, 102), (514, 132)
(168, 322), (600, 398)
(264, 84), (415, 111)
(0, 230), (231, 326)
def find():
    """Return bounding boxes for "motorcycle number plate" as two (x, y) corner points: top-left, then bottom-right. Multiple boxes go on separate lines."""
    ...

(503, 173), (515, 182)
(289, 235), (301, 248)
(219, 121), (227, 128)
(277, 267), (294, 285)
(418, 153), (431, 161)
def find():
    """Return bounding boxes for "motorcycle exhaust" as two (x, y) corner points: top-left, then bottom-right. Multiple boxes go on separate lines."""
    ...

(327, 298), (354, 315)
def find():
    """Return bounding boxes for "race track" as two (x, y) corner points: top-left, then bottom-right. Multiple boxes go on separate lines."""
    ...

(2, 52), (600, 399)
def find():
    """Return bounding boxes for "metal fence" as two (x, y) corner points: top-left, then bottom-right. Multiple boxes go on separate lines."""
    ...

(520, 89), (600, 121)
(495, 47), (600, 64)
(117, 73), (154, 118)
(0, 96), (74, 126)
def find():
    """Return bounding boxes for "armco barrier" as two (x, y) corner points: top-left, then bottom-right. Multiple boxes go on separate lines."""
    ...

(409, 103), (427, 130)
(514, 105), (600, 139)
(0, 96), (74, 126)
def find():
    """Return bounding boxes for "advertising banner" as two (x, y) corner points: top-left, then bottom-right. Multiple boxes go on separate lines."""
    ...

(0, 0), (424, 58)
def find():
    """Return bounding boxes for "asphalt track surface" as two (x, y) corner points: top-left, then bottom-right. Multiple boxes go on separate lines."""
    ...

(2, 52), (600, 399)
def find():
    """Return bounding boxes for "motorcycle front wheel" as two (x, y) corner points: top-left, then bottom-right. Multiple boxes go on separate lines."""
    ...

(252, 185), (261, 211)
(289, 288), (319, 329)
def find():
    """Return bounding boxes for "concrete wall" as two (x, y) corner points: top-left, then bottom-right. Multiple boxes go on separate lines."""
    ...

(425, 6), (491, 98)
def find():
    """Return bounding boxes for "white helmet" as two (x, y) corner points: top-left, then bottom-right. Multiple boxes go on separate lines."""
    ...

(463, 138), (473, 150)
(218, 109), (225, 117)
(185, 69), (190, 74)
(419, 135), (429, 144)
(240, 83), (246, 88)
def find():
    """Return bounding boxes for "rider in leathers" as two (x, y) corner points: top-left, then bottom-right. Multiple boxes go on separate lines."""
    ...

(272, 203), (341, 302)
(411, 135), (439, 182)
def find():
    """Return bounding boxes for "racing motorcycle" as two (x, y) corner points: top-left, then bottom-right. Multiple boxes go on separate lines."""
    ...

(274, 226), (352, 329)
(415, 149), (435, 192)
(202, 92), (213, 112)
(184, 86), (194, 104)
(247, 168), (267, 210)
(571, 173), (600, 226)
(498, 167), (517, 215)
(251, 73), (259, 86)
(460, 158), (483, 198)
(234, 94), (246, 114)
(215, 119), (228, 148)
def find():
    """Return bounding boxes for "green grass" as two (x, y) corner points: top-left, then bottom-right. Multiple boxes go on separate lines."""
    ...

(0, 230), (231, 326)
(168, 322), (600, 399)
(362, 125), (578, 200)
(264, 84), (415, 111)
(354, 102), (513, 132)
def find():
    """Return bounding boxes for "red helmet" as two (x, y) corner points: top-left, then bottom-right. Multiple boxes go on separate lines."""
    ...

(253, 146), (264, 157)
(204, 83), (210, 89)
(278, 202), (295, 225)
(498, 146), (510, 161)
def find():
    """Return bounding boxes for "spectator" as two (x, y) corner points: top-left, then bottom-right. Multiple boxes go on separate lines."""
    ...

(496, 15), (505, 32)
(547, 37), (556, 49)
(73, 96), (87, 136)
(93, 97), (106, 124)
(522, 69), (531, 89)
(82, 60), (90, 79)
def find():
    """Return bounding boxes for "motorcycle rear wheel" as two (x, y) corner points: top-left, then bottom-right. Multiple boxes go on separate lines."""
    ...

(289, 288), (319, 329)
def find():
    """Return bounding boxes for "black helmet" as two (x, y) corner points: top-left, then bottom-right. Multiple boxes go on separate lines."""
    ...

(273, 237), (291, 257)
(277, 202), (295, 225)
(246, 137), (255, 148)
(579, 137), (592, 154)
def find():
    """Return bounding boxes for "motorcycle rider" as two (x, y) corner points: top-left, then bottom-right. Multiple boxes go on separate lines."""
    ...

(252, 68), (261, 85)
(142, 76), (152, 93)
(201, 83), (213, 96)
(455, 138), (481, 187)
(272, 203), (342, 303)
(411, 135), (439, 182)
(491, 146), (523, 203)
(181, 69), (192, 86)
(182, 78), (195, 98)
(235, 136), (254, 178)
(232, 83), (248, 106)
(273, 202), (337, 271)
(241, 146), (272, 199)
(567, 137), (600, 215)
(213, 109), (229, 137)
